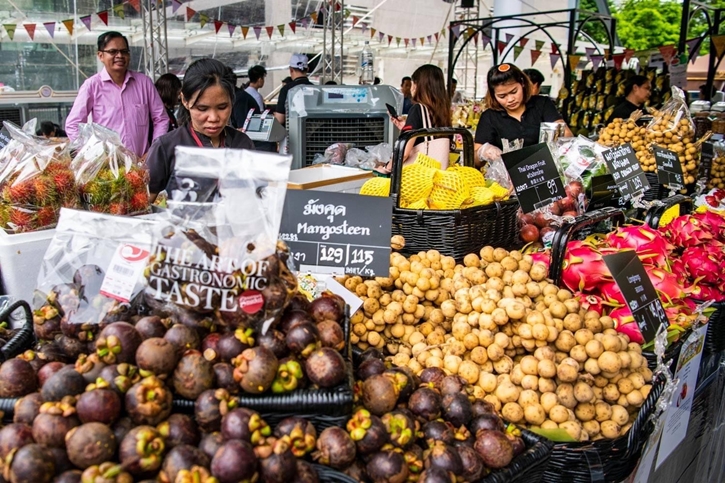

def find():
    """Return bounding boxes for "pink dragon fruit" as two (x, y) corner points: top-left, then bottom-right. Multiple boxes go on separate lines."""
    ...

(661, 215), (713, 248)
(692, 211), (725, 243)
(599, 280), (626, 306)
(530, 251), (551, 270)
(577, 293), (606, 315)
(605, 225), (673, 266)
(561, 243), (611, 292)
(681, 246), (721, 286)
(689, 283), (725, 302)
(645, 266), (686, 303)
(610, 306), (644, 344)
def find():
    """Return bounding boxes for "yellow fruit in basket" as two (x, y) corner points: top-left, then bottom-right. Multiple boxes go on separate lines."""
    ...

(428, 170), (470, 209)
(402, 199), (429, 210)
(401, 162), (436, 206)
(487, 181), (510, 200)
(448, 165), (485, 190)
(360, 177), (391, 197)
(415, 152), (442, 170)
(468, 187), (495, 206)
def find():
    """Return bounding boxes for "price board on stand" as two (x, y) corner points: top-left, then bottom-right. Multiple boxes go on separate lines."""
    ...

(501, 142), (566, 214)
(602, 143), (651, 202)
(587, 174), (625, 212)
(653, 146), (684, 190)
(279, 190), (393, 277)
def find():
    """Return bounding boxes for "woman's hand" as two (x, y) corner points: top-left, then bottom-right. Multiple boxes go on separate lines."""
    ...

(390, 115), (406, 131)
(477, 143), (502, 163)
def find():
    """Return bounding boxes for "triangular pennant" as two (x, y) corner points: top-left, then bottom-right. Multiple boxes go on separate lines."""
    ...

(465, 27), (474, 41)
(427, 35), (432, 44)
(265, 25), (274, 39)
(310, 12), (318, 23)
(551, 42), (559, 55)
(612, 53), (625, 70)
(370, 28), (376, 39)
(289, 21), (296, 34)
(411, 38), (416, 48)
(129, 0), (140, 13)
(214, 20), (223, 33)
(23, 23), (35, 40)
(80, 15), (92, 31)
(549, 53), (560, 69)
(451, 24), (461, 39)
(531, 49), (542, 65)
(713, 36), (725, 61)
(97, 11), (109, 25)
(241, 26), (250, 39)
(277, 24), (285, 36)
(481, 34), (490, 47)
(497, 40), (507, 55)
(186, 7), (196, 21)
(519, 37), (529, 48)
(505, 33), (514, 44)
(361, 24), (368, 35)
(441, 28), (446, 38)
(3, 24), (15, 41)
(62, 19), (74, 36)
(585, 47), (596, 59)
(379, 31), (384, 42)
(513, 45), (523, 61)
(199, 13), (209, 28)
(687, 38), (702, 63)
(113, 4), (125, 20)
(352, 15), (360, 26)
(472, 32), (478, 48)
(568, 54), (581, 69)
(43, 21), (55, 38)
(535, 40), (544, 51)
(253, 26), (262, 40)
(434, 32), (440, 42)
(658, 44), (676, 64)
(227, 23), (236, 37)
(591, 55), (603, 70)
(396, 37), (401, 47)
(624, 48), (635, 62)
(171, 0), (181, 14)
(300, 18), (309, 29)
(420, 37), (424, 46)
(402, 38), (407, 48)
(387, 34), (392, 46)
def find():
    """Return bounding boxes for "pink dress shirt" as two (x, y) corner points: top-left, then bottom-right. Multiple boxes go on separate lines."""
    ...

(65, 69), (169, 157)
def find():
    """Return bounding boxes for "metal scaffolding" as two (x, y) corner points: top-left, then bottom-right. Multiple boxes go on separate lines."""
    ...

(321, 0), (345, 84)
(141, 0), (169, 81)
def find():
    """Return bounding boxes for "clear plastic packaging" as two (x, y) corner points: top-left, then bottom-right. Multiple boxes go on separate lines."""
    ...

(312, 142), (354, 165)
(647, 87), (694, 136)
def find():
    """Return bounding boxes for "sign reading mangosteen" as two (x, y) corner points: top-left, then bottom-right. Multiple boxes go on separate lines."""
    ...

(653, 146), (684, 190)
(501, 142), (566, 214)
(587, 174), (625, 212)
(602, 143), (650, 202)
(603, 250), (668, 343)
(279, 190), (393, 277)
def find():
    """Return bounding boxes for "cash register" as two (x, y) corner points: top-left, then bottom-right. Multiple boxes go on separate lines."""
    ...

(243, 114), (287, 143)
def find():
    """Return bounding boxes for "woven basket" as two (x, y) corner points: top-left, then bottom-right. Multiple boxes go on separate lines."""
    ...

(390, 128), (520, 261)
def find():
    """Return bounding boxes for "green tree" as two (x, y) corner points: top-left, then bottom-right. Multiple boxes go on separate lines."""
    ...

(614, 0), (682, 50)
(579, 0), (613, 45)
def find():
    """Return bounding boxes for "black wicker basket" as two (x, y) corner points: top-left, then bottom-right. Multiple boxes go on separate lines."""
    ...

(696, 300), (725, 355)
(0, 300), (35, 363)
(312, 464), (357, 483)
(480, 429), (553, 483)
(540, 372), (667, 483)
(389, 128), (521, 261)
(643, 334), (686, 372)
(643, 194), (692, 229)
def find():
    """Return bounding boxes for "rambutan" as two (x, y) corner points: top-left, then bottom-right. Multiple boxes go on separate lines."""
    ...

(4, 180), (36, 205)
(82, 180), (112, 207)
(33, 176), (58, 206)
(52, 171), (76, 195)
(8, 207), (36, 232)
(36, 206), (58, 228)
(108, 203), (128, 215)
(125, 169), (147, 191)
(129, 191), (149, 213)
(44, 161), (70, 175)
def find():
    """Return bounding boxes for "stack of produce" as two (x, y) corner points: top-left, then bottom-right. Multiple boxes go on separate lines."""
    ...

(340, 244), (654, 441)
(518, 180), (585, 245)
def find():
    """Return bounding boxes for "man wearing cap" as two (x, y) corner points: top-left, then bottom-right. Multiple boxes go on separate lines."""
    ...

(274, 53), (313, 126)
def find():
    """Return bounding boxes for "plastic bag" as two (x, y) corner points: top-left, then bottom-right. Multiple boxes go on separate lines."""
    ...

(144, 147), (297, 334)
(556, 135), (609, 191)
(312, 143), (353, 165)
(0, 120), (79, 233)
(70, 123), (150, 215)
(647, 86), (694, 136)
(344, 147), (374, 169)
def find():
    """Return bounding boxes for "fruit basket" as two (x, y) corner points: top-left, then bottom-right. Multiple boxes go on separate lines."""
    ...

(390, 128), (520, 261)
(0, 300), (35, 363)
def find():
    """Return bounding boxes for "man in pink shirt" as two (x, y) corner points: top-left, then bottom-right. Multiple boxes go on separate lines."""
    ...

(65, 31), (169, 157)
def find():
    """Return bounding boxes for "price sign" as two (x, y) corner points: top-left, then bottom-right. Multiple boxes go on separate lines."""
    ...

(279, 190), (392, 277)
(653, 146), (684, 190)
(587, 174), (625, 212)
(699, 141), (715, 181)
(602, 143), (651, 202)
(501, 142), (566, 214)
(604, 250), (668, 343)
(0, 127), (10, 151)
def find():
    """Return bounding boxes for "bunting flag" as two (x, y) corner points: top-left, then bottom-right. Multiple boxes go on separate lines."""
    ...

(387, 34), (392, 45)
(265, 25), (274, 38)
(396, 37), (401, 47)
(352, 15), (360, 26)
(624, 48), (635, 62)
(441, 28), (446, 38)
(128, 0), (140, 13)
(585, 47), (596, 59)
(310, 12), (318, 23)
(497, 40), (507, 55)
(62, 19), (74, 35)
(97, 11), (108, 25)
(613, 53), (625, 70)
(277, 24), (285, 36)
(531, 49), (542, 65)
(289, 21), (296, 34)
(481, 34), (490, 46)
(370, 27), (376, 38)
(402, 38), (407, 48)
(419, 37), (424, 46)
(472, 32), (478, 48)
(253, 26), (261, 40)
(658, 45), (676, 64)
(427, 35), (432, 44)
(535, 40), (544, 51)
(434, 32), (440, 42)
(379, 31), (384, 42)
(228, 23), (236, 37)
(549, 53), (560, 69)
(465, 27), (474, 41)
(568, 54), (581, 69)
(43, 21), (55, 38)
(451, 24), (461, 39)
(80, 15), (92, 31)
(519, 37), (529, 48)
(242, 26), (250, 39)
(713, 35), (725, 61)
(113, 4), (125, 19)
(551, 42), (559, 55)
(186, 7), (196, 21)
(513, 45), (523, 61)
(686, 38), (702, 63)
(199, 13), (209, 28)
(591, 55), (603, 70)
(23, 23), (35, 40)
(214, 20), (223, 33)
(3, 24), (15, 40)
(171, 0), (182, 14)
(505, 33), (514, 44)
(411, 38), (416, 48)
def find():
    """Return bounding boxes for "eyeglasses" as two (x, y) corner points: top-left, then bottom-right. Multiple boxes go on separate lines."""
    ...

(100, 49), (131, 57)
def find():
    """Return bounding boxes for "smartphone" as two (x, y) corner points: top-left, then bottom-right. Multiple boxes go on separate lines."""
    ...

(386, 103), (398, 119)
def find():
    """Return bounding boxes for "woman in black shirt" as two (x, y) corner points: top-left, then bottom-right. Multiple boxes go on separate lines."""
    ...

(474, 64), (571, 164)
(146, 59), (254, 201)
(607, 75), (650, 124)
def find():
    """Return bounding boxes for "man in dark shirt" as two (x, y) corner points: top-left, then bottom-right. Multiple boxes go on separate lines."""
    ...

(274, 54), (313, 126)
(607, 75), (651, 124)
(401, 76), (413, 115)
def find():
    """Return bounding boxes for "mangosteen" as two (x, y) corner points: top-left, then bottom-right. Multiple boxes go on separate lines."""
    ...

(73, 264), (104, 294)
(13, 393), (43, 425)
(160, 444), (210, 483)
(80, 462), (132, 483)
(471, 399), (496, 417)
(278, 310), (314, 333)
(308, 296), (343, 323)
(221, 328), (256, 362)
(313, 427), (356, 470)
(424, 441), (463, 477)
(256, 329), (289, 359)
(76, 380), (122, 425)
(365, 451), (408, 483)
(210, 439), (259, 483)
(65, 422), (117, 469)
(316, 320), (345, 351)
(135, 315), (169, 339)
(346, 408), (388, 455)
(95, 322), (142, 365)
(285, 322), (320, 357)
(54, 470), (82, 483)
(3, 444), (55, 483)
(232, 346), (278, 394)
(0, 423), (34, 459)
(220, 408), (270, 443)
(287, 293), (311, 313)
(198, 431), (224, 460)
(14, 350), (47, 374)
(418, 467), (454, 483)
(474, 430), (514, 469)
(457, 444), (486, 481)
(274, 416), (317, 457)
(112, 417), (135, 443)
(55, 335), (88, 360)
(157, 413), (200, 447)
(172, 466), (215, 483)
(469, 413), (505, 435)
(164, 324), (201, 353)
(439, 375), (466, 397)
(98, 363), (141, 394)
(385, 367), (417, 402)
(119, 425), (166, 476)
(305, 348), (346, 388)
(135, 338), (179, 378)
(344, 461), (370, 483)
(271, 358), (304, 394)
(362, 374), (398, 416)
(507, 433), (526, 458)
(293, 460), (319, 483)
(213, 363), (239, 394)
(419, 368), (447, 387)
(32, 399), (80, 447)
(37, 361), (65, 387)
(125, 376), (172, 426)
(356, 358), (386, 381)
(33, 305), (62, 340)
(47, 447), (72, 475)
(201, 332), (222, 363)
(41, 366), (86, 401)
(422, 421), (455, 445)
(409, 388), (442, 422)
(442, 393), (473, 428)
(36, 342), (68, 364)
(194, 389), (237, 433)
(0, 358), (38, 397)
(257, 436), (297, 483)
(382, 410), (418, 449)
(74, 353), (106, 384)
(172, 350), (214, 399)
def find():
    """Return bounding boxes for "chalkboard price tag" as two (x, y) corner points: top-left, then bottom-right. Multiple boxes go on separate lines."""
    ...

(0, 127), (10, 151)
(587, 174), (626, 212)
(603, 250), (668, 343)
(279, 190), (392, 277)
(501, 142), (566, 214)
(602, 143), (651, 202)
(653, 146), (684, 190)
(699, 141), (715, 181)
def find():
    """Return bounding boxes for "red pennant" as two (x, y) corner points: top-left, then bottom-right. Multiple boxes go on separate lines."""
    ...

(23, 23), (35, 40)
(519, 37), (529, 48)
(387, 34), (392, 45)
(352, 15), (360, 26)
(434, 32), (439, 42)
(128, 0), (140, 12)
(404, 38), (409, 48)
(97, 11), (108, 26)
(289, 21), (296, 34)
(551, 42), (559, 55)
(497, 40), (507, 55)
(214, 20), (223, 33)
(613, 53), (625, 70)
(531, 49), (542, 65)
(186, 7), (196, 21)
(265, 25), (274, 38)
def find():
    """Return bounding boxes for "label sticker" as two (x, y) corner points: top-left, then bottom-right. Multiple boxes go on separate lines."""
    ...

(239, 290), (264, 314)
(100, 244), (150, 303)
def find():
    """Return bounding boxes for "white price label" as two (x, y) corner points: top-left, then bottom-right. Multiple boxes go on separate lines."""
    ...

(100, 244), (150, 303)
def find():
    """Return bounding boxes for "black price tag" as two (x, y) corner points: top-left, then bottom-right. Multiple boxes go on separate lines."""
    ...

(603, 250), (667, 343)
(501, 142), (566, 214)
(653, 146), (684, 189)
(0, 127), (10, 151)
(587, 174), (625, 212)
(602, 143), (651, 202)
(699, 141), (715, 181)
(279, 190), (393, 277)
